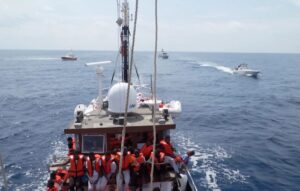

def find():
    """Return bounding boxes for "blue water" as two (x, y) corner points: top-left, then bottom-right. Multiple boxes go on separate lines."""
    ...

(0, 50), (300, 190)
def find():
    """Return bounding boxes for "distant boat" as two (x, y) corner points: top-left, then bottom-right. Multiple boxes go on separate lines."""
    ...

(233, 64), (260, 77)
(159, 49), (169, 59)
(61, 52), (77, 61)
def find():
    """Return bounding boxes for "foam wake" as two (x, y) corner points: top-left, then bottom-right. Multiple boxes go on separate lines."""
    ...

(197, 61), (234, 74)
(4, 57), (60, 61)
(174, 133), (247, 190)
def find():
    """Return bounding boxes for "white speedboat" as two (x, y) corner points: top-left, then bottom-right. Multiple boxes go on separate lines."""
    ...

(233, 64), (260, 77)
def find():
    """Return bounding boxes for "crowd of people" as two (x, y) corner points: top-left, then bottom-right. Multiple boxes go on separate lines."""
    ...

(47, 135), (195, 191)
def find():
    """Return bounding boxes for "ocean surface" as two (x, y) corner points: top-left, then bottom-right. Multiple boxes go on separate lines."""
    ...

(0, 50), (300, 191)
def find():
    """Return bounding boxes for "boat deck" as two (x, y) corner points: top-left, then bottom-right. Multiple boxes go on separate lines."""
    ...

(65, 106), (176, 134)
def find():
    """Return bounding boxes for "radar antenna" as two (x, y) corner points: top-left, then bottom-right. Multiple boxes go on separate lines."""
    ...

(85, 61), (112, 110)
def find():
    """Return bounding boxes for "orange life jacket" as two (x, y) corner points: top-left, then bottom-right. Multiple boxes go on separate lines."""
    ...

(69, 154), (84, 177)
(140, 144), (153, 158)
(102, 158), (112, 174)
(160, 140), (174, 156)
(122, 154), (133, 170)
(133, 153), (145, 172)
(56, 168), (68, 182)
(86, 155), (101, 177)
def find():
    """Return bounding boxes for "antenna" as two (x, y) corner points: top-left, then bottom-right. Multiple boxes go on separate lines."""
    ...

(85, 61), (112, 110)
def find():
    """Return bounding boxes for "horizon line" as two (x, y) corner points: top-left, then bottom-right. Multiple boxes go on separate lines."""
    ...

(0, 48), (299, 55)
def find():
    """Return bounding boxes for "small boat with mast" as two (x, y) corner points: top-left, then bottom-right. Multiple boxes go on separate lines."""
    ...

(49, 0), (197, 190)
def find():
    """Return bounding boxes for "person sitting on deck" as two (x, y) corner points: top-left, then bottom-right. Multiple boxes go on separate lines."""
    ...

(117, 147), (135, 191)
(159, 136), (180, 177)
(85, 152), (104, 191)
(55, 168), (69, 191)
(48, 170), (68, 191)
(51, 150), (85, 191)
(140, 140), (153, 160)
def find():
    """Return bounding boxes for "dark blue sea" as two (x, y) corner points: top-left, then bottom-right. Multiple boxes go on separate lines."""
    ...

(0, 50), (300, 191)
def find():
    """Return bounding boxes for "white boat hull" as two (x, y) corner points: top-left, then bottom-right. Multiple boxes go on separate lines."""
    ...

(233, 69), (260, 77)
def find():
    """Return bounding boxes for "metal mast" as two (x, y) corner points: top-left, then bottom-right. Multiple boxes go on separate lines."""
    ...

(120, 0), (130, 82)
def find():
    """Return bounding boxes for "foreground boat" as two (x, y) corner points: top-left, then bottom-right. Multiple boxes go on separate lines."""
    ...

(48, 1), (197, 190)
(233, 64), (260, 77)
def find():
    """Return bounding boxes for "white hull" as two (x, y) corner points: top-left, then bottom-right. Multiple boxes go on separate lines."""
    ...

(233, 69), (260, 77)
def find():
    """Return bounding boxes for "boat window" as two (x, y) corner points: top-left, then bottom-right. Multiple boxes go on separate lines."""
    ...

(82, 134), (106, 153)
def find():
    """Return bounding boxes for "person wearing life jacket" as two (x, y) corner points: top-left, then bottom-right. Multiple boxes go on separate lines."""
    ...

(50, 150), (85, 191)
(132, 149), (146, 190)
(85, 152), (103, 191)
(140, 139), (153, 160)
(102, 152), (117, 180)
(159, 136), (180, 177)
(67, 137), (76, 156)
(49, 171), (62, 190)
(56, 168), (69, 191)
(117, 147), (135, 191)
(159, 135), (176, 158)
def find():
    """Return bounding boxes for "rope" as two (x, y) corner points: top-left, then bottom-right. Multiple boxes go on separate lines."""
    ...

(150, 0), (158, 189)
(117, 0), (139, 190)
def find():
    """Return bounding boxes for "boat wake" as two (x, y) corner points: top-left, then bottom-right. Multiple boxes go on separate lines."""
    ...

(8, 140), (67, 191)
(4, 57), (60, 61)
(174, 133), (247, 191)
(194, 61), (234, 74)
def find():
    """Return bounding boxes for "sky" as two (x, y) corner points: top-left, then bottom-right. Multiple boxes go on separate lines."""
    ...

(0, 0), (300, 53)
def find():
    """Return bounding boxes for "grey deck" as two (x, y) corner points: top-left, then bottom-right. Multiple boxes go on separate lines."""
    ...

(65, 107), (176, 134)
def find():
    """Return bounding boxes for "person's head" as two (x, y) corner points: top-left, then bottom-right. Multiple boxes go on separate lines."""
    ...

(105, 151), (111, 160)
(89, 152), (95, 161)
(153, 187), (160, 191)
(134, 149), (140, 157)
(123, 147), (128, 156)
(67, 137), (73, 143)
(165, 135), (170, 143)
(146, 139), (152, 146)
(187, 150), (195, 157)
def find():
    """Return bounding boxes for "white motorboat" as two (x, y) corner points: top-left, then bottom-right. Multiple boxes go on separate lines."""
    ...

(233, 64), (260, 77)
(159, 49), (169, 59)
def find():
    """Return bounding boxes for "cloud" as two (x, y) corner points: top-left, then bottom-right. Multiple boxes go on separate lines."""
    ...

(290, 0), (300, 6)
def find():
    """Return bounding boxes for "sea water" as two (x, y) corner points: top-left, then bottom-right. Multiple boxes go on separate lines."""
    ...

(0, 50), (300, 191)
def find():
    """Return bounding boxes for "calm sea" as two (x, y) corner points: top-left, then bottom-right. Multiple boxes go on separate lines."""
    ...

(0, 50), (300, 191)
